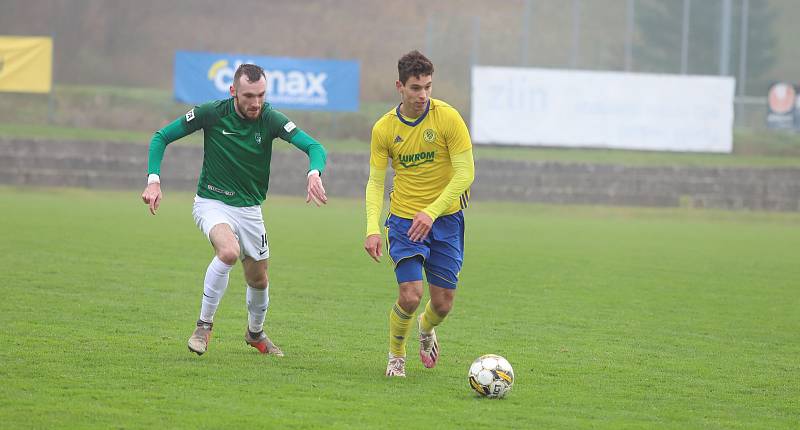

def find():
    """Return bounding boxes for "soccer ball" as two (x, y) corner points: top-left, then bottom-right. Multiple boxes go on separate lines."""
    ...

(468, 354), (514, 398)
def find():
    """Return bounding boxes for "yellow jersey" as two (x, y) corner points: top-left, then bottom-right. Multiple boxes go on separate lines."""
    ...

(369, 98), (472, 219)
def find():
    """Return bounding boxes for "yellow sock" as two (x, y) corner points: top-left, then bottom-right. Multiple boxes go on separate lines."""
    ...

(388, 302), (414, 357)
(420, 300), (445, 334)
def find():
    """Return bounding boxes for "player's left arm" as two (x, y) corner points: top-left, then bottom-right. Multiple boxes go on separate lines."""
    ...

(289, 130), (328, 206)
(422, 149), (475, 219)
(408, 150), (475, 241)
(274, 113), (328, 206)
(408, 108), (475, 242)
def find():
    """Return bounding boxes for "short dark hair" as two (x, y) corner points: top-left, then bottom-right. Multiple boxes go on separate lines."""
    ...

(398, 50), (434, 85)
(233, 63), (266, 87)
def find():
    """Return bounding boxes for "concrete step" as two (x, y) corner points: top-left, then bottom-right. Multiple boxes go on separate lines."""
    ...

(2, 138), (798, 211)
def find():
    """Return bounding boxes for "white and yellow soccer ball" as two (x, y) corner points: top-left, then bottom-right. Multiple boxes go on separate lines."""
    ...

(468, 354), (514, 398)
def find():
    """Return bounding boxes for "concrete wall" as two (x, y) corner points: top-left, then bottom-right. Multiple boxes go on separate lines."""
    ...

(1, 138), (798, 211)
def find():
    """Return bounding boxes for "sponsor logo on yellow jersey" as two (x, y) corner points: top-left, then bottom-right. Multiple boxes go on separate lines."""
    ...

(398, 151), (435, 168)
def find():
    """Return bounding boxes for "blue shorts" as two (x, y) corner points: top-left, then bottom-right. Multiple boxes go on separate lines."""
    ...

(385, 211), (465, 289)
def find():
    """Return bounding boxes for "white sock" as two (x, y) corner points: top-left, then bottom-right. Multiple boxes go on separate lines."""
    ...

(246, 284), (269, 333)
(199, 256), (233, 323)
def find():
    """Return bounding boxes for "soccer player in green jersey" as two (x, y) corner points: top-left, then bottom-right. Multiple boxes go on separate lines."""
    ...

(364, 51), (475, 376)
(141, 63), (328, 357)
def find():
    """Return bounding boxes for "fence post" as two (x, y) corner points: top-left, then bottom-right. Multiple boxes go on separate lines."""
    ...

(735, 0), (750, 127)
(625, 0), (634, 71)
(570, 0), (581, 68)
(521, 0), (532, 66)
(680, 0), (691, 74)
(472, 15), (481, 66)
(425, 14), (434, 58)
(719, 0), (732, 76)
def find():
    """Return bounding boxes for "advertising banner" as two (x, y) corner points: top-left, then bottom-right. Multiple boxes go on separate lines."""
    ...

(175, 51), (360, 112)
(0, 36), (52, 93)
(471, 66), (735, 153)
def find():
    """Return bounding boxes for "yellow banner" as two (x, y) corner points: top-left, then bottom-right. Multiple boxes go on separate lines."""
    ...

(0, 36), (53, 93)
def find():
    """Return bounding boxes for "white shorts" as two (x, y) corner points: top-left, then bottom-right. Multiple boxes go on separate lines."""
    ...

(192, 195), (270, 261)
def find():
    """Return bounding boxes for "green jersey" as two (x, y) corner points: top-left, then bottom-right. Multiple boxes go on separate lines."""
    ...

(147, 98), (326, 207)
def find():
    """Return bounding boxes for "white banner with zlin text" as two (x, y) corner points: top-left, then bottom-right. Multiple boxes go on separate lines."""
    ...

(471, 66), (734, 153)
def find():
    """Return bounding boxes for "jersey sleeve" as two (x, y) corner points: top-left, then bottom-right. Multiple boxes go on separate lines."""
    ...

(365, 120), (390, 235)
(421, 149), (475, 220)
(369, 120), (390, 169)
(268, 109), (325, 173)
(181, 103), (215, 132)
(442, 106), (472, 156)
(289, 130), (327, 174)
(146, 104), (213, 175)
(268, 109), (300, 142)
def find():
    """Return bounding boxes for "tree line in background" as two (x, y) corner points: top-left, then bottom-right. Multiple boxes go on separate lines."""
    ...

(0, 0), (785, 107)
(636, 0), (776, 94)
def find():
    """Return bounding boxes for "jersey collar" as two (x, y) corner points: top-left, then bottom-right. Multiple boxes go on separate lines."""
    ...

(396, 100), (430, 127)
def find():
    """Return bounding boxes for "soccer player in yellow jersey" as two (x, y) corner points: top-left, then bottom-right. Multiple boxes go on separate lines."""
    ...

(364, 51), (475, 377)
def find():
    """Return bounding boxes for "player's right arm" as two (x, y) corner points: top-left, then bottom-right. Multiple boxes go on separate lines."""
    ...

(364, 121), (390, 262)
(141, 107), (206, 215)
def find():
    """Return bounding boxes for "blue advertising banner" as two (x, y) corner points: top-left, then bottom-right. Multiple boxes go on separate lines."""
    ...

(174, 51), (360, 112)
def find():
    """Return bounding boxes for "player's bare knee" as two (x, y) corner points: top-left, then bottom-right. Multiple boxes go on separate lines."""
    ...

(432, 300), (453, 316)
(247, 275), (268, 290)
(217, 248), (239, 265)
(398, 296), (420, 313)
(398, 282), (423, 311)
(397, 292), (422, 312)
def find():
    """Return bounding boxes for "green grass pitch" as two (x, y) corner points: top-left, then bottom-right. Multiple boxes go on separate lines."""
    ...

(1, 187), (798, 429)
